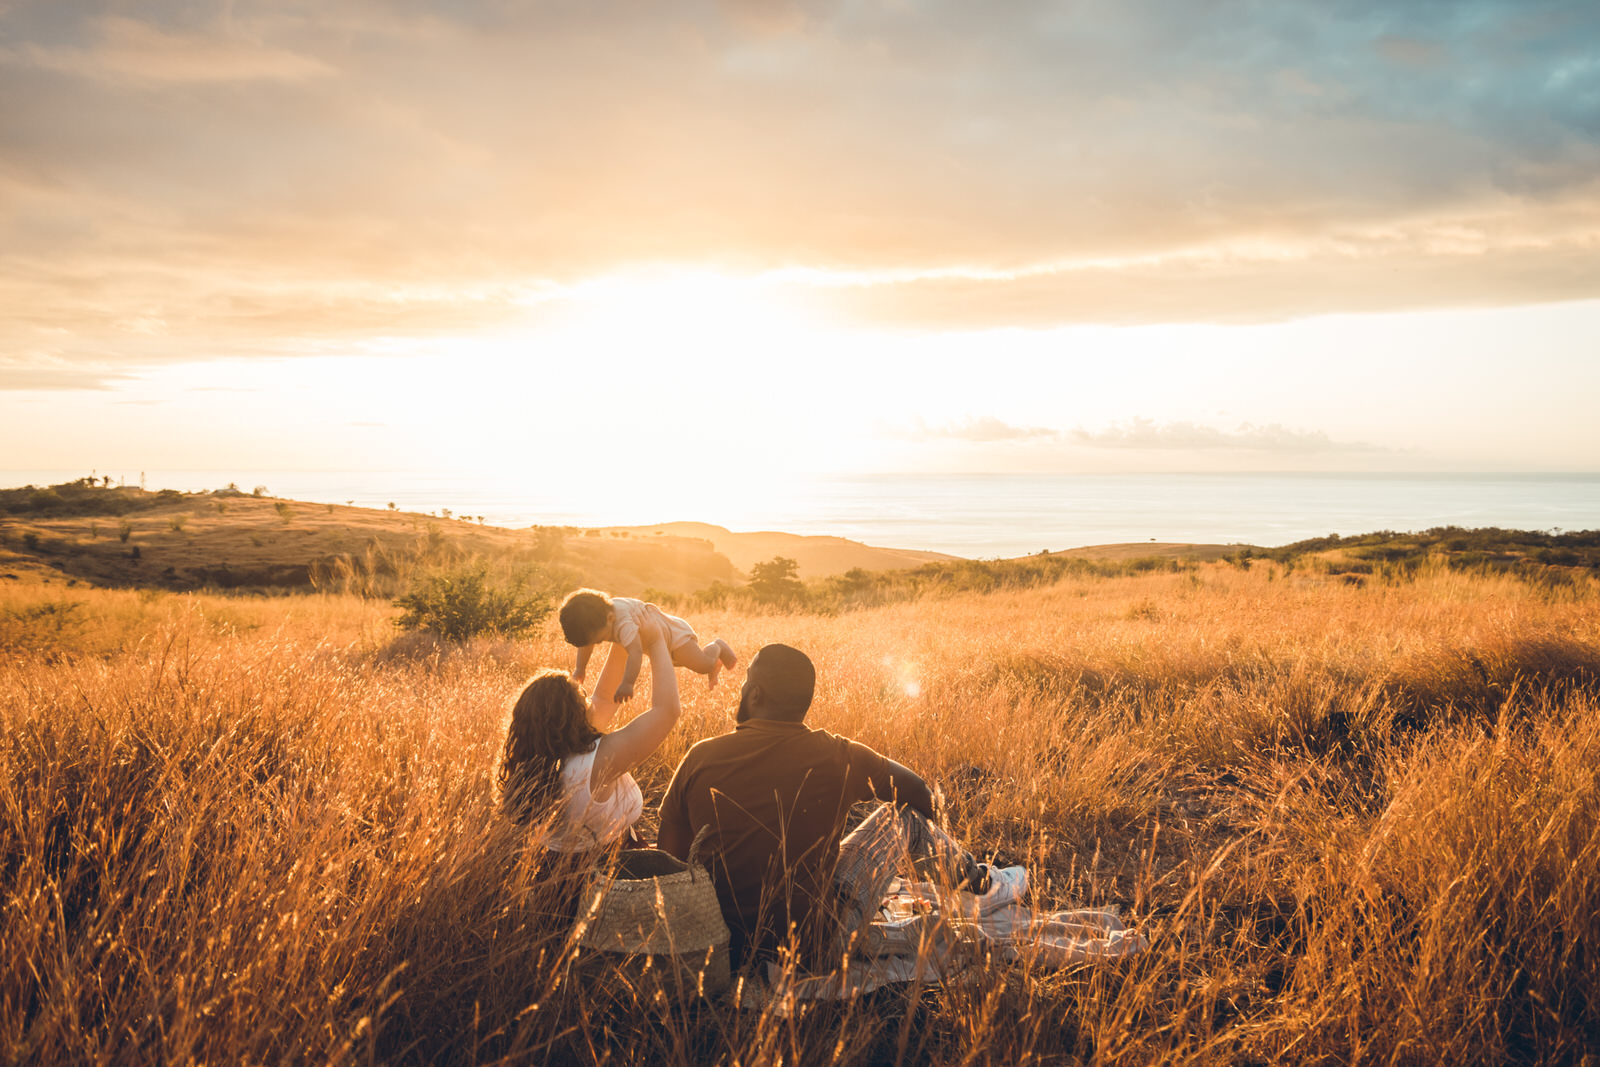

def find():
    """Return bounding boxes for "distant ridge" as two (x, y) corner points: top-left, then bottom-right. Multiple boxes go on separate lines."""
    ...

(1046, 542), (1244, 562)
(602, 521), (958, 579)
(0, 482), (951, 593)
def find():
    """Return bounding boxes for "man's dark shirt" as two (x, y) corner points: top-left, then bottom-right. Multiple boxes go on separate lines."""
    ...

(657, 719), (890, 968)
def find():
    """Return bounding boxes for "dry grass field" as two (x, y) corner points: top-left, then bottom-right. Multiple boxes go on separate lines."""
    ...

(4, 559), (1600, 1064)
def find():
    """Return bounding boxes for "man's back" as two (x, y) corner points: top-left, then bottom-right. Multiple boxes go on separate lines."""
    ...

(658, 719), (890, 967)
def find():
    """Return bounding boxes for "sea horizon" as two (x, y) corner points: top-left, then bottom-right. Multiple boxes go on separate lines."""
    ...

(7, 469), (1597, 561)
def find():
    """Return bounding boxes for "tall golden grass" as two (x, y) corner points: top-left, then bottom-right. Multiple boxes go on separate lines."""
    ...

(4, 561), (1599, 1063)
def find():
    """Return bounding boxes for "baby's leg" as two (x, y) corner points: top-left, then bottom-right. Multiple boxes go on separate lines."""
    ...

(673, 640), (735, 687)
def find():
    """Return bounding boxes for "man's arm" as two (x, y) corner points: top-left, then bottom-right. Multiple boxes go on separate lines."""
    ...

(657, 762), (692, 861)
(866, 758), (937, 821)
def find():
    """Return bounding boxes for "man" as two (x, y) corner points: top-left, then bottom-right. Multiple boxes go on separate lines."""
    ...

(657, 643), (1002, 971)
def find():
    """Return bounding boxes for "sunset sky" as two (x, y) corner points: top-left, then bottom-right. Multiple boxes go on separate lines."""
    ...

(3, 0), (1599, 483)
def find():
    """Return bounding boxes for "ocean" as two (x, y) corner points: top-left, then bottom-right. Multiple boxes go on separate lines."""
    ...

(5, 470), (1597, 560)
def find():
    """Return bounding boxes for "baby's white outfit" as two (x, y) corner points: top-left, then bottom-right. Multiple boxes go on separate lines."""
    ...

(611, 596), (698, 655)
(543, 747), (643, 853)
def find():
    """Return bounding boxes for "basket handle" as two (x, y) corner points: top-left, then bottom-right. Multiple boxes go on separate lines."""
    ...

(687, 824), (714, 879)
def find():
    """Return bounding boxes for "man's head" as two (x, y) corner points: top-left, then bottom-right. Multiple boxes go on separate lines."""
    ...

(736, 643), (816, 724)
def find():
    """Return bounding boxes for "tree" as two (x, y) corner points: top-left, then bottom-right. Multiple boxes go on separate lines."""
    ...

(394, 560), (552, 641)
(748, 556), (805, 604)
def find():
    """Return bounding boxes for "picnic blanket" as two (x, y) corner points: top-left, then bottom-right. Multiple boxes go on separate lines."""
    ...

(738, 867), (1147, 1013)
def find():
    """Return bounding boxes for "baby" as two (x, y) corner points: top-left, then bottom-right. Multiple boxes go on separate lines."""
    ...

(559, 588), (737, 704)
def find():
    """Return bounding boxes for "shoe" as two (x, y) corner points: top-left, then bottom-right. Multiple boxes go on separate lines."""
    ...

(954, 864), (1028, 918)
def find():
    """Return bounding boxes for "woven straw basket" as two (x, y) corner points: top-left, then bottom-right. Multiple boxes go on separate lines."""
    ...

(575, 834), (731, 999)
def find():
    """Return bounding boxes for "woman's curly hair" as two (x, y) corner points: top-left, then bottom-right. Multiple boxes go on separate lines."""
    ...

(499, 669), (601, 824)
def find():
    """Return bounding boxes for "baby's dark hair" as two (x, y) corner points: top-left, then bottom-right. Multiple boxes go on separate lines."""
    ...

(558, 589), (612, 646)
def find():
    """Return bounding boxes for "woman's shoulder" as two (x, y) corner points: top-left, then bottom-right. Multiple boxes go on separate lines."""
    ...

(559, 746), (597, 787)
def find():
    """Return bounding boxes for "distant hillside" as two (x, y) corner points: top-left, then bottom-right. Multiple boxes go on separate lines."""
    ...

(604, 521), (957, 579)
(0, 480), (951, 596)
(1048, 542), (1241, 562)
(11, 480), (1586, 604)
(0, 482), (736, 595)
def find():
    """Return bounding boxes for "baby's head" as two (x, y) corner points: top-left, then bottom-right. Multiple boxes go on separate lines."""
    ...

(558, 588), (612, 646)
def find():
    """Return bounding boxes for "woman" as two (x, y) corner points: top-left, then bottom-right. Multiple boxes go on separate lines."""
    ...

(500, 630), (681, 854)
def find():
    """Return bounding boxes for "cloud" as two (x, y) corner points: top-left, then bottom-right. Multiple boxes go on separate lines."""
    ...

(0, 354), (132, 391)
(716, 0), (821, 35)
(0, 0), (1597, 371)
(802, 203), (1600, 327)
(890, 416), (1059, 443)
(1070, 418), (1388, 454)
(16, 16), (334, 84)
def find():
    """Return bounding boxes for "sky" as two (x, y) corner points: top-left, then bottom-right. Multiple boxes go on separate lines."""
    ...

(3, 0), (1599, 484)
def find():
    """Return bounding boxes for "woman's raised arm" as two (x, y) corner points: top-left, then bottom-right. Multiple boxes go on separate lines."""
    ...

(590, 632), (681, 793)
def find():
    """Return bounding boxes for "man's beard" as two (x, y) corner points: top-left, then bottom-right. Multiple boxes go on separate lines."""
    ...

(735, 688), (752, 724)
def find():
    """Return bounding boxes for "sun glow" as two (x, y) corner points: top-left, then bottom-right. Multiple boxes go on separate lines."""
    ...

(540, 268), (827, 362)
(322, 266), (892, 502)
(469, 267), (884, 480)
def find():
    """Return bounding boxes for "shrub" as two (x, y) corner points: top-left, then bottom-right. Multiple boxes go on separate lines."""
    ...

(275, 502), (293, 524)
(169, 515), (186, 533)
(22, 532), (39, 551)
(118, 521), (133, 543)
(748, 556), (805, 604)
(532, 527), (565, 562)
(393, 561), (552, 642)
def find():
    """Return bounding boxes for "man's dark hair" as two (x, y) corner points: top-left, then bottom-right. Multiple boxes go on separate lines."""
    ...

(558, 589), (611, 646)
(752, 643), (815, 720)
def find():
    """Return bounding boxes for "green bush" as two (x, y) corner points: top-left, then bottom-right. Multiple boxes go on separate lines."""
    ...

(748, 556), (805, 604)
(0, 479), (149, 517)
(393, 561), (552, 642)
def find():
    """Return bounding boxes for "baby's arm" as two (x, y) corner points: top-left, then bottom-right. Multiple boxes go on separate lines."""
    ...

(573, 642), (594, 681)
(614, 636), (643, 703)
